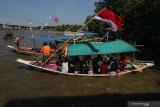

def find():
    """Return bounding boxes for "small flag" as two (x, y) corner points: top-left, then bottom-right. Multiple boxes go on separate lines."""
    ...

(53, 17), (59, 23)
(49, 16), (53, 20)
(94, 8), (124, 31)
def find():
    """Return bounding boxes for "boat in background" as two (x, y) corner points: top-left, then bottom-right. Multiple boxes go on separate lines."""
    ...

(59, 32), (100, 43)
(7, 45), (41, 56)
(7, 35), (71, 56)
(3, 31), (14, 39)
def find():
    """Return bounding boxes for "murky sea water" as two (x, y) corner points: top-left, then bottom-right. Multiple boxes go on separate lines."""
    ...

(0, 30), (160, 107)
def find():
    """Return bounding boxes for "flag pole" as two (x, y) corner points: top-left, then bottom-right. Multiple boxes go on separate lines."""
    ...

(35, 17), (53, 35)
(29, 19), (34, 37)
(40, 7), (106, 66)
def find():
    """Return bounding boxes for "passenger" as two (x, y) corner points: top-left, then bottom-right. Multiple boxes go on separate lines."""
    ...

(40, 42), (51, 65)
(107, 57), (114, 70)
(107, 57), (121, 76)
(111, 59), (121, 76)
(92, 60), (100, 74)
(62, 43), (68, 56)
(96, 55), (103, 67)
(68, 57), (75, 73)
(103, 55), (109, 63)
(82, 56), (92, 74)
(61, 57), (68, 73)
(95, 55), (103, 73)
(15, 35), (22, 49)
(119, 55), (129, 71)
(49, 42), (57, 53)
(86, 56), (93, 74)
(73, 57), (82, 74)
(115, 61), (120, 76)
(100, 61), (108, 74)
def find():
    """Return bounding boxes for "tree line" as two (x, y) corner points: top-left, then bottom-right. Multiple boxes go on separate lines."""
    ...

(37, 24), (86, 32)
(85, 0), (160, 64)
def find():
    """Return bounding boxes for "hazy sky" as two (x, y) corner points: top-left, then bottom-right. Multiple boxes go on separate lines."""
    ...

(0, 0), (99, 26)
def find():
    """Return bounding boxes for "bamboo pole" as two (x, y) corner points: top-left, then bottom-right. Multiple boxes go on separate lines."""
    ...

(35, 17), (53, 35)
(63, 25), (74, 34)
(41, 8), (106, 66)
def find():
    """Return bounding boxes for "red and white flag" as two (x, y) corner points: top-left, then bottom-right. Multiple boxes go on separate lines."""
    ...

(94, 8), (124, 31)
(53, 17), (59, 23)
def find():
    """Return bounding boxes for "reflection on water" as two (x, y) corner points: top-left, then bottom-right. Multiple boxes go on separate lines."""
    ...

(0, 30), (160, 107)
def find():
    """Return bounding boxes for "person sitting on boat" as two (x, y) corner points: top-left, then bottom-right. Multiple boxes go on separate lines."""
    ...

(61, 57), (69, 73)
(112, 59), (121, 76)
(82, 56), (92, 74)
(119, 55), (129, 71)
(107, 57), (120, 76)
(68, 57), (75, 73)
(103, 55), (109, 63)
(49, 42), (57, 53)
(73, 56), (82, 74)
(15, 35), (22, 49)
(40, 42), (51, 65)
(107, 57), (115, 71)
(92, 55), (103, 74)
(62, 43), (68, 56)
(100, 60), (108, 74)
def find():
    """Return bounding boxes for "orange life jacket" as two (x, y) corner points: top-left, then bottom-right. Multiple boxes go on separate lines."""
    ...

(62, 44), (67, 55)
(41, 45), (51, 56)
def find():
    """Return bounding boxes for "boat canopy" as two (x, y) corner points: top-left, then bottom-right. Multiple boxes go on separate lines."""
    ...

(68, 40), (137, 56)
(84, 32), (98, 36)
(30, 35), (71, 41)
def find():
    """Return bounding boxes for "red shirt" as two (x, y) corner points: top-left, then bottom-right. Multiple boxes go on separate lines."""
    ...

(101, 64), (108, 74)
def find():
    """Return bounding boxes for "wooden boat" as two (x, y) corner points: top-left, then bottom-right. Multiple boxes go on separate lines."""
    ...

(16, 58), (154, 77)
(7, 45), (42, 56)
(58, 32), (99, 43)
(7, 35), (70, 56)
(15, 58), (132, 77)
(15, 40), (154, 77)
(3, 31), (14, 39)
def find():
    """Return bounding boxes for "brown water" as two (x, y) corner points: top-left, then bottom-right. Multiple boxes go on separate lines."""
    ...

(0, 30), (160, 107)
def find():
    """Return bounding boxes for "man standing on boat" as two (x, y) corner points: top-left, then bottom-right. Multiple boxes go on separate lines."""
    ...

(15, 35), (22, 49)
(40, 42), (51, 64)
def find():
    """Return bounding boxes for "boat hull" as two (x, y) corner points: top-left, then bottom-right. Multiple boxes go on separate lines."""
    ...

(7, 45), (42, 56)
(16, 58), (144, 77)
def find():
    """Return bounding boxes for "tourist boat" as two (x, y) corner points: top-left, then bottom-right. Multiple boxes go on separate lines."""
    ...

(7, 45), (36, 55)
(7, 35), (70, 56)
(3, 31), (14, 39)
(16, 39), (154, 77)
(58, 32), (100, 43)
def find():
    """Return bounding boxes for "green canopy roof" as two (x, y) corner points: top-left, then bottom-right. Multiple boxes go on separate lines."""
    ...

(68, 40), (137, 56)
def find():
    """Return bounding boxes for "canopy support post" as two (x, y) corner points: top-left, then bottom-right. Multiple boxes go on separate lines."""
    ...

(33, 40), (36, 51)
(99, 30), (110, 42)
(132, 51), (135, 63)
